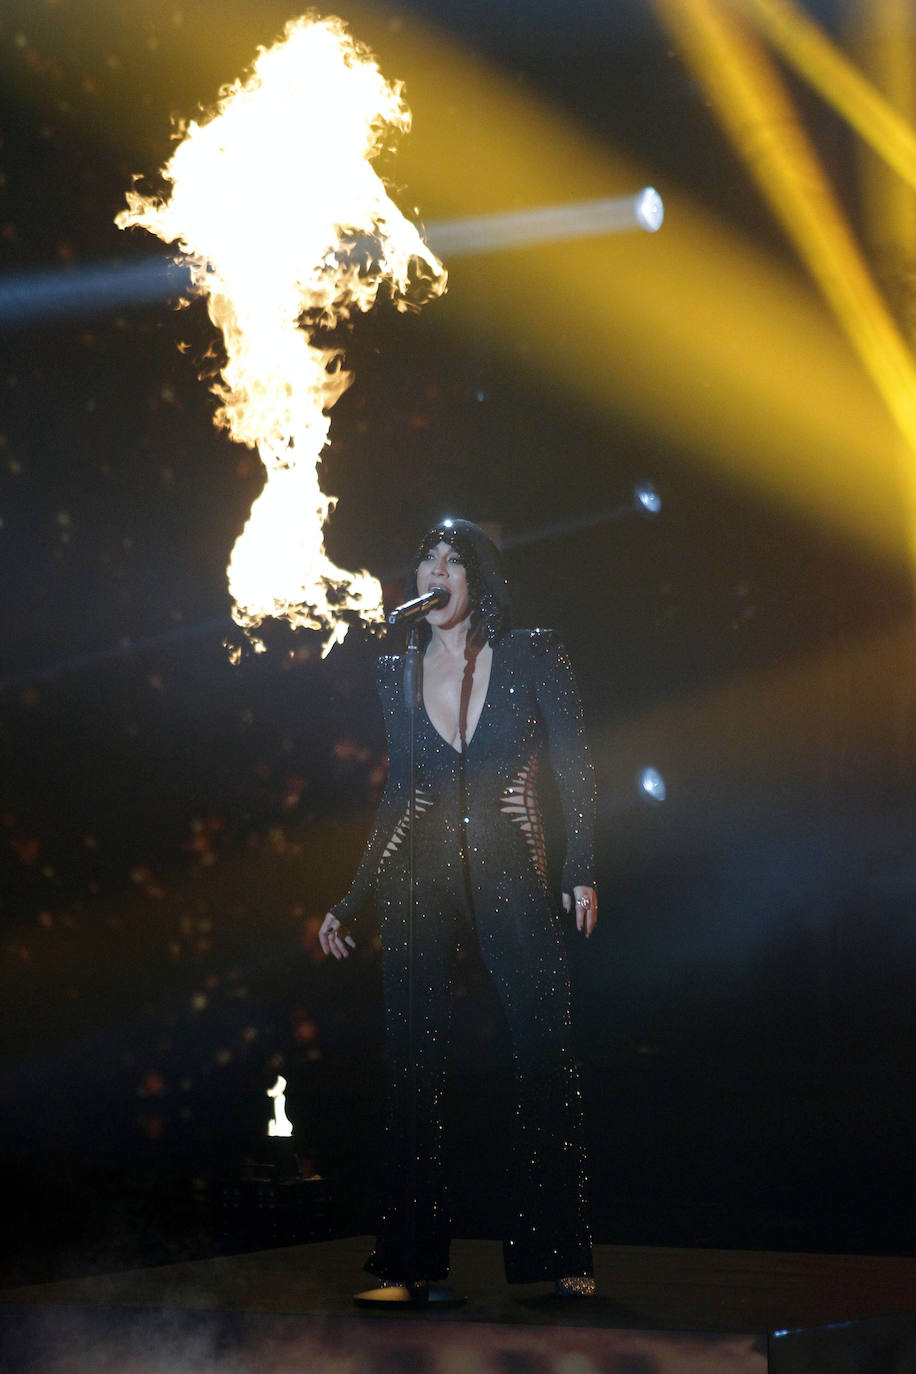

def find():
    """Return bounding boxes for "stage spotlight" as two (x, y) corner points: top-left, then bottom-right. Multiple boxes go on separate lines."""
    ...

(633, 481), (662, 517)
(635, 187), (665, 232)
(639, 767), (667, 803)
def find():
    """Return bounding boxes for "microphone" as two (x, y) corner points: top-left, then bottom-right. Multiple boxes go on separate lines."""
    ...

(387, 587), (449, 625)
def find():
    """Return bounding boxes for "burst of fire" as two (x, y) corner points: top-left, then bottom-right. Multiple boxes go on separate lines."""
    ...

(116, 15), (446, 655)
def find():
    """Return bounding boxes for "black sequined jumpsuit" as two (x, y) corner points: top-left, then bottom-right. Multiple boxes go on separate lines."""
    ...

(331, 628), (595, 1283)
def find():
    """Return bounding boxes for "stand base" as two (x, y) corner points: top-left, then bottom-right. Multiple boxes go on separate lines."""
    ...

(353, 1283), (467, 1309)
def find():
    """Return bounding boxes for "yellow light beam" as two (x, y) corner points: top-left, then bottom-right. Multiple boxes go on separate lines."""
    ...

(377, 3), (913, 563)
(846, 0), (916, 295)
(730, 0), (916, 191)
(651, 0), (916, 540)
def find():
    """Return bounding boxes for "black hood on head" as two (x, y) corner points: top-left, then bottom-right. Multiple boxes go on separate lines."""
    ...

(408, 517), (512, 645)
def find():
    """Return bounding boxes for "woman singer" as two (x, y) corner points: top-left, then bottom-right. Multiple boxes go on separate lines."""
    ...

(319, 517), (597, 1295)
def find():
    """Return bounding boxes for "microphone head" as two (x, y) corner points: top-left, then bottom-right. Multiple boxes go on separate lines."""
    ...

(386, 585), (451, 625)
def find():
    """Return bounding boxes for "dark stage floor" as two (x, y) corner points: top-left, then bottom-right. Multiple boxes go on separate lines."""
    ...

(2, 1236), (916, 1372)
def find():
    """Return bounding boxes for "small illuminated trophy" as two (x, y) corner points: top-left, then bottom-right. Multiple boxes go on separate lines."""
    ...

(263, 1074), (299, 1184)
(267, 1076), (294, 1138)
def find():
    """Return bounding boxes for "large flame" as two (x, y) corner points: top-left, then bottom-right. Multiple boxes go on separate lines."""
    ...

(116, 15), (446, 654)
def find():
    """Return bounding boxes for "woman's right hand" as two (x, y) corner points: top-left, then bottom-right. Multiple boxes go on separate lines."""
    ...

(319, 912), (356, 960)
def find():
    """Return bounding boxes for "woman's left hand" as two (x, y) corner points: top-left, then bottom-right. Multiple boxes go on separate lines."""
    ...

(563, 885), (597, 938)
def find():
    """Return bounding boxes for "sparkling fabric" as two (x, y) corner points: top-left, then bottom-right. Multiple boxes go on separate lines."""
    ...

(554, 1275), (597, 1297)
(331, 628), (595, 1284)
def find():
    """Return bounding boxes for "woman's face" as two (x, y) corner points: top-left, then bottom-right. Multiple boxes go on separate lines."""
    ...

(416, 541), (472, 628)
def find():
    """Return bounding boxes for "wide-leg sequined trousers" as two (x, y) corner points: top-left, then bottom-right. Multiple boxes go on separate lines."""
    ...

(365, 851), (593, 1284)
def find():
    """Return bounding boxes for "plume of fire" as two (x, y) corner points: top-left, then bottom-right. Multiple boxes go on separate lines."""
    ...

(116, 15), (446, 655)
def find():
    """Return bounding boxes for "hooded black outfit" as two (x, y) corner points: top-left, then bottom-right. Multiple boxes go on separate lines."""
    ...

(330, 520), (595, 1283)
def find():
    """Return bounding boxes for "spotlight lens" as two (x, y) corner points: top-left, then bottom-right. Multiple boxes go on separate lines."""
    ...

(640, 767), (666, 802)
(634, 481), (662, 516)
(636, 187), (664, 233)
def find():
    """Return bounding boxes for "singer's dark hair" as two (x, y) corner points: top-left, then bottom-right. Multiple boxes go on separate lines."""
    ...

(407, 517), (512, 647)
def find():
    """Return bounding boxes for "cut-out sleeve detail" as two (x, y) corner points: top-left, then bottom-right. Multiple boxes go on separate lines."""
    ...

(380, 787), (435, 868)
(529, 630), (596, 893)
(500, 754), (549, 886)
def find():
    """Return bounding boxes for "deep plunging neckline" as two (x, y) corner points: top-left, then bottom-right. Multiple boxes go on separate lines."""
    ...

(421, 644), (496, 755)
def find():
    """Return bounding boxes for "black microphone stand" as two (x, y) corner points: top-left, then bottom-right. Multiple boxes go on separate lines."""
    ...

(354, 626), (465, 1309)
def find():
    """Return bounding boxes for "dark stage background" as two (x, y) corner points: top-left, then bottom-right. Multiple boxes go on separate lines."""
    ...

(2, 0), (916, 1283)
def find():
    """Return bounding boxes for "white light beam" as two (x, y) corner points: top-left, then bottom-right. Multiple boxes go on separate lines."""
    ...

(425, 190), (664, 257)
